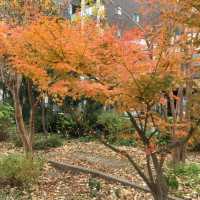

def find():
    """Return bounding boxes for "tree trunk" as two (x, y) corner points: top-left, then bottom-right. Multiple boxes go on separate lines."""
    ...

(42, 101), (48, 137)
(12, 75), (33, 158)
(172, 143), (186, 166)
(151, 154), (169, 200)
(27, 80), (35, 137)
(169, 89), (186, 165)
(151, 178), (168, 200)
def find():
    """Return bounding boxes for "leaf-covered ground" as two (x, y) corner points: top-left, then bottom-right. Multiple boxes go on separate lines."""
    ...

(0, 141), (200, 200)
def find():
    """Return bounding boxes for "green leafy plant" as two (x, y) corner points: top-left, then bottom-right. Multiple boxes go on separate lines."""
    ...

(11, 135), (23, 147)
(12, 134), (63, 150)
(0, 154), (44, 187)
(97, 111), (134, 143)
(79, 135), (96, 142)
(33, 134), (63, 150)
(88, 178), (101, 197)
(174, 163), (200, 177)
(166, 174), (179, 190)
(0, 103), (14, 141)
(56, 113), (89, 138)
(166, 163), (200, 191)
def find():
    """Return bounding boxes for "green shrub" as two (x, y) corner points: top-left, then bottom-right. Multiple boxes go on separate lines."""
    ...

(34, 134), (63, 150)
(0, 154), (43, 187)
(79, 135), (96, 142)
(97, 111), (134, 142)
(166, 174), (179, 190)
(89, 178), (101, 197)
(56, 113), (89, 138)
(166, 163), (200, 190)
(11, 134), (63, 150)
(174, 163), (200, 177)
(155, 132), (171, 146)
(115, 138), (136, 147)
(11, 135), (23, 147)
(0, 103), (14, 141)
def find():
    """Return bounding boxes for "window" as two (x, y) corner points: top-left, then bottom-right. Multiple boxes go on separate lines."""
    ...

(115, 6), (122, 15)
(85, 6), (93, 16)
(132, 13), (140, 23)
(117, 29), (121, 38)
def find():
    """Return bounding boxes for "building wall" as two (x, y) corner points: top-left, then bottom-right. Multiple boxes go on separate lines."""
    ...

(104, 0), (140, 33)
(56, 0), (159, 34)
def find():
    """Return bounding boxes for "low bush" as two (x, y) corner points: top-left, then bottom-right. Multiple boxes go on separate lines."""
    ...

(89, 178), (101, 197)
(115, 138), (136, 146)
(166, 163), (200, 191)
(173, 163), (200, 177)
(56, 113), (89, 138)
(0, 154), (43, 187)
(0, 103), (14, 141)
(166, 174), (179, 190)
(79, 135), (96, 143)
(34, 134), (63, 150)
(11, 135), (23, 147)
(96, 111), (135, 143)
(11, 134), (63, 150)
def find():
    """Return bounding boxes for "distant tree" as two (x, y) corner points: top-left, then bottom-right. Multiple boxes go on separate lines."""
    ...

(0, 0), (58, 158)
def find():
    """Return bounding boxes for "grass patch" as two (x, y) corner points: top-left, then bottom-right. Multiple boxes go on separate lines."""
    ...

(0, 153), (44, 187)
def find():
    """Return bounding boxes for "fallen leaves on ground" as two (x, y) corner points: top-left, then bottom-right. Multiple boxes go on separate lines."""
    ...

(0, 140), (200, 199)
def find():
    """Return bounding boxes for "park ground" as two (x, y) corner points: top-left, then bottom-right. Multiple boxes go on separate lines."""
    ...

(0, 140), (200, 200)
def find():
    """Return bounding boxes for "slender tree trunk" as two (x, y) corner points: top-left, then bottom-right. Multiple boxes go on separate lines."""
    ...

(12, 75), (33, 158)
(42, 101), (48, 137)
(14, 91), (33, 157)
(172, 143), (186, 166)
(170, 89), (186, 165)
(151, 154), (169, 200)
(152, 188), (168, 200)
(27, 80), (35, 137)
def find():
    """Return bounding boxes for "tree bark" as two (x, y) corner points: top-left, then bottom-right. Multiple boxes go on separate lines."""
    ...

(152, 178), (169, 200)
(27, 80), (35, 138)
(151, 154), (169, 200)
(172, 143), (186, 166)
(12, 75), (33, 158)
(42, 101), (48, 137)
(169, 89), (186, 165)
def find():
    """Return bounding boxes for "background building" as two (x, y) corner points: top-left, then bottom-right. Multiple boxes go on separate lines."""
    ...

(55, 0), (159, 36)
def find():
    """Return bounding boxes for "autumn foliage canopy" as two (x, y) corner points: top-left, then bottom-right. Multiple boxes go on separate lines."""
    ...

(0, 16), (182, 108)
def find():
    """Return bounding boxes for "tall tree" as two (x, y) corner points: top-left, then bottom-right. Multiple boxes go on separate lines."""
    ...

(4, 16), (200, 199)
(0, 0), (58, 158)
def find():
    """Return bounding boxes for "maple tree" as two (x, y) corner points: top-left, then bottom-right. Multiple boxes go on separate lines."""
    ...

(0, 15), (192, 199)
(1, 1), (200, 199)
(120, 0), (200, 165)
(0, 0), (59, 158)
(157, 0), (200, 164)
